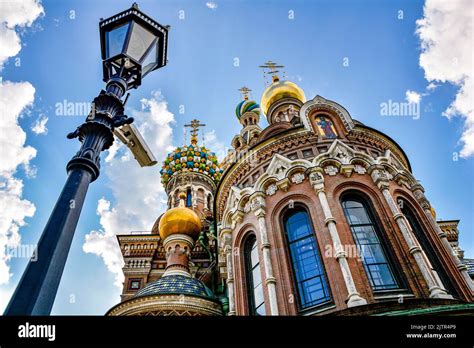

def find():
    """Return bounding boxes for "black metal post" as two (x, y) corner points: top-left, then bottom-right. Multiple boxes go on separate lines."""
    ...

(4, 79), (132, 315)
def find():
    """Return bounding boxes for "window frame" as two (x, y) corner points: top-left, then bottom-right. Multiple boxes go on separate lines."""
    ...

(244, 234), (266, 316)
(341, 192), (405, 293)
(399, 198), (456, 297)
(281, 205), (332, 311)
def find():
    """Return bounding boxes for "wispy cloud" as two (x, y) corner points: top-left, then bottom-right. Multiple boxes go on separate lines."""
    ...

(416, 0), (474, 157)
(31, 113), (48, 135)
(405, 90), (421, 104)
(206, 2), (218, 10)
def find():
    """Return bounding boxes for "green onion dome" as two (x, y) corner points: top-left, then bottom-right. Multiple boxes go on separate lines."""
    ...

(160, 143), (223, 187)
(235, 99), (261, 119)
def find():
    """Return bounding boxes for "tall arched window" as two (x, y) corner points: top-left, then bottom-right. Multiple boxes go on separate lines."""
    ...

(244, 235), (265, 315)
(283, 208), (331, 309)
(400, 199), (455, 296)
(186, 188), (192, 207)
(342, 196), (399, 291)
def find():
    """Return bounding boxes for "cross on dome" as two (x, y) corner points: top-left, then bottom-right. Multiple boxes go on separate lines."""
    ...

(184, 119), (206, 145)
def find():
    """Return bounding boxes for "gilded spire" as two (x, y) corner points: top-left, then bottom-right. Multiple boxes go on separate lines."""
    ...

(184, 119), (206, 145)
(259, 60), (285, 83)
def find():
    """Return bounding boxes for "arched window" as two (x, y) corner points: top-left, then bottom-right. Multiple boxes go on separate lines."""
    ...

(207, 194), (212, 210)
(244, 235), (265, 315)
(186, 188), (192, 207)
(342, 196), (399, 291)
(399, 199), (455, 296)
(283, 208), (331, 309)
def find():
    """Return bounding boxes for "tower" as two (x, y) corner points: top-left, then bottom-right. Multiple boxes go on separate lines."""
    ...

(107, 119), (225, 316)
(231, 87), (262, 151)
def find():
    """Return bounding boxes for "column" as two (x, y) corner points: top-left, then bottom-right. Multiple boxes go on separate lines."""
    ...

(309, 169), (368, 307)
(252, 193), (279, 315)
(412, 184), (474, 293)
(371, 167), (452, 299)
(221, 228), (236, 315)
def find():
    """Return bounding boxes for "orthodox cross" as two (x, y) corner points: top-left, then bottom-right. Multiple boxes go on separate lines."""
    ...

(185, 119), (206, 145)
(259, 60), (285, 82)
(238, 86), (252, 100)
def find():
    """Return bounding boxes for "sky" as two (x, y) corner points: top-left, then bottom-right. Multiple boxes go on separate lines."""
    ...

(0, 0), (472, 314)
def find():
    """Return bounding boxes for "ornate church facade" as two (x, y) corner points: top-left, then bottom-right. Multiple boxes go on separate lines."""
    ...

(106, 63), (474, 316)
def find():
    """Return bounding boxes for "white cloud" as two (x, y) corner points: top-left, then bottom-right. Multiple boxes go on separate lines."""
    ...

(405, 90), (422, 104)
(416, 0), (474, 157)
(0, 81), (37, 285)
(0, 0), (44, 68)
(0, 81), (37, 176)
(83, 91), (175, 288)
(427, 82), (438, 91)
(0, 285), (15, 312)
(0, 0), (42, 287)
(31, 113), (48, 135)
(206, 2), (218, 10)
(204, 129), (227, 161)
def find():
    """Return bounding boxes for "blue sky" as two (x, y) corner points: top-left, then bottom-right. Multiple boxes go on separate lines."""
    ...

(0, 0), (472, 314)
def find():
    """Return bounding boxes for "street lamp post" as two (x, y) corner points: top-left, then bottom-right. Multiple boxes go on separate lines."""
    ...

(4, 3), (168, 315)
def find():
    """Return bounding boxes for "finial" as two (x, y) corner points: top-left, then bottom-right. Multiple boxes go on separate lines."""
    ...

(259, 60), (285, 83)
(132, 2), (139, 10)
(238, 86), (252, 101)
(178, 191), (186, 207)
(184, 119), (206, 145)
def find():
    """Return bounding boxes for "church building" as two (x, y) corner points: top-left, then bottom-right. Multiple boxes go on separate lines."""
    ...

(106, 62), (474, 316)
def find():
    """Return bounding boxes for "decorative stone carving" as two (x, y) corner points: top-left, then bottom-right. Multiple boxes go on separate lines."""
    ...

(354, 164), (366, 174)
(309, 171), (323, 183)
(335, 148), (350, 164)
(291, 172), (305, 184)
(243, 202), (251, 213)
(324, 165), (338, 176)
(250, 197), (265, 211)
(266, 184), (277, 196)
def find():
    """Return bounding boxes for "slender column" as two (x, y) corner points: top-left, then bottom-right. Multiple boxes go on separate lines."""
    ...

(252, 193), (279, 315)
(221, 228), (236, 315)
(371, 167), (452, 299)
(412, 184), (474, 293)
(309, 169), (367, 307)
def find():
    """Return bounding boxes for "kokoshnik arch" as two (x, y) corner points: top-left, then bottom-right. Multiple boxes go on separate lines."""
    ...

(106, 62), (474, 317)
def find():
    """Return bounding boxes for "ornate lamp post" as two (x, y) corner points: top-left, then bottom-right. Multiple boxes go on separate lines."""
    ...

(4, 3), (169, 315)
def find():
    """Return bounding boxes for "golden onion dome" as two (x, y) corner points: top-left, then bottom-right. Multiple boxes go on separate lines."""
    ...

(260, 77), (306, 116)
(158, 192), (202, 240)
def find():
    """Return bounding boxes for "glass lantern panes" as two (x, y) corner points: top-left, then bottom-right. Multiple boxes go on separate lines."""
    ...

(106, 22), (130, 58)
(126, 22), (156, 61)
(141, 43), (158, 76)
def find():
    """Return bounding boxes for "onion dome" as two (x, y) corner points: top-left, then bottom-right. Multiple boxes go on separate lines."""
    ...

(159, 192), (202, 240)
(260, 76), (306, 115)
(159, 135), (223, 187)
(235, 99), (261, 119)
(133, 274), (215, 300)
